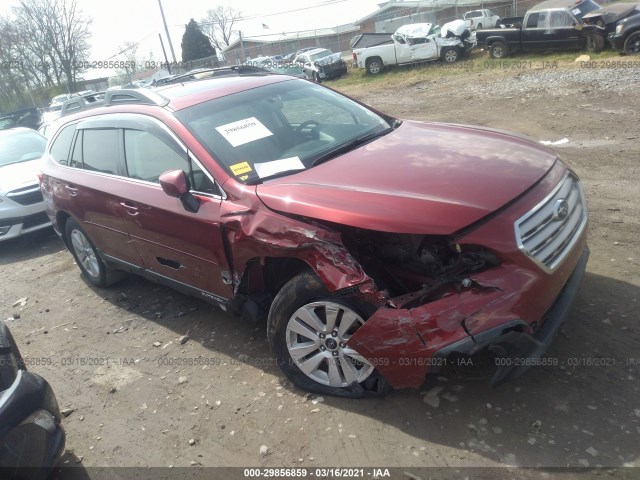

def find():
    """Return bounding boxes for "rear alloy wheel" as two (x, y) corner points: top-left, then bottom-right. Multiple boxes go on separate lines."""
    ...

(585, 33), (604, 53)
(624, 32), (640, 55)
(65, 218), (122, 288)
(489, 41), (508, 59)
(442, 47), (460, 63)
(268, 271), (390, 397)
(366, 58), (383, 75)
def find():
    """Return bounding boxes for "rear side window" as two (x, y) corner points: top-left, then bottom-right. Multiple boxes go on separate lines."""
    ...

(526, 13), (540, 27)
(124, 130), (187, 183)
(82, 129), (119, 174)
(49, 124), (76, 165)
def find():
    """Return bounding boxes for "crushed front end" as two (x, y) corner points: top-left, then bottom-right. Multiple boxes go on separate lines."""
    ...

(344, 161), (589, 388)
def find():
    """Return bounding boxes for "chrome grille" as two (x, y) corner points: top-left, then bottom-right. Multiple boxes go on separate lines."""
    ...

(6, 184), (43, 205)
(515, 172), (587, 271)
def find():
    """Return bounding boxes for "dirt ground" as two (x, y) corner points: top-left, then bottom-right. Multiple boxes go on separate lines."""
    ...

(1, 58), (639, 477)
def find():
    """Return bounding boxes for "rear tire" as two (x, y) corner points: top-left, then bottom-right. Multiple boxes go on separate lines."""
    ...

(366, 57), (383, 75)
(267, 271), (391, 398)
(65, 218), (123, 288)
(585, 33), (604, 53)
(489, 41), (508, 59)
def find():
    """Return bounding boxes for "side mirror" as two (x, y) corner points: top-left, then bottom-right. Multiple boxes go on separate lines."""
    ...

(159, 169), (200, 213)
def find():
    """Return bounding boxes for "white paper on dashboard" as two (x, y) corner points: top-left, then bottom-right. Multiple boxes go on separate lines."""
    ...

(254, 157), (305, 178)
(215, 117), (273, 147)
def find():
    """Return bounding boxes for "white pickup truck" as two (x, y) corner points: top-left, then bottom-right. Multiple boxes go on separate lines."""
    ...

(352, 23), (473, 74)
(463, 9), (500, 30)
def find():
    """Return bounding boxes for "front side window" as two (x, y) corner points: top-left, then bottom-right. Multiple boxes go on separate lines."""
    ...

(124, 130), (187, 183)
(176, 80), (391, 184)
(123, 129), (218, 194)
(82, 129), (119, 175)
(549, 10), (574, 28)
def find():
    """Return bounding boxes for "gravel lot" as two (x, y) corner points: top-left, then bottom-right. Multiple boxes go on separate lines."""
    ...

(1, 58), (639, 477)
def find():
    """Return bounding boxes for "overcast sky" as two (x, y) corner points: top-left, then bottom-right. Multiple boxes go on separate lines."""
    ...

(1, 0), (381, 76)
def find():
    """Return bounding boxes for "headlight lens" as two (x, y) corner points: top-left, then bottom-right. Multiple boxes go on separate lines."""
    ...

(616, 24), (624, 34)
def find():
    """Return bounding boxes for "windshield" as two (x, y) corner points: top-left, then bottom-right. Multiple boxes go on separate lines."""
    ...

(269, 65), (304, 75)
(176, 80), (391, 183)
(308, 50), (332, 62)
(0, 130), (46, 167)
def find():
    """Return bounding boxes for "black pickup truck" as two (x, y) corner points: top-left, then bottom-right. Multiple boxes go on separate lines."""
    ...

(477, 0), (618, 58)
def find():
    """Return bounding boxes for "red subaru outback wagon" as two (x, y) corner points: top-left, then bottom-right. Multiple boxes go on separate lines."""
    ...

(41, 74), (588, 397)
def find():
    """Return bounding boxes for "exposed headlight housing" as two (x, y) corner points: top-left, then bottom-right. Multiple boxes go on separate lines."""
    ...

(616, 23), (624, 34)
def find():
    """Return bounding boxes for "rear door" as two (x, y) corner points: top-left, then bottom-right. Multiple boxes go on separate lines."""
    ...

(49, 122), (142, 266)
(116, 115), (232, 302)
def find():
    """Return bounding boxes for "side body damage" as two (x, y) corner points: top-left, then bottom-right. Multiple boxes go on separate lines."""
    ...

(219, 160), (587, 390)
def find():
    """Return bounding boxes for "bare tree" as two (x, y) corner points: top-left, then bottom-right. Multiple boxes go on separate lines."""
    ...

(12, 0), (92, 88)
(200, 6), (242, 52)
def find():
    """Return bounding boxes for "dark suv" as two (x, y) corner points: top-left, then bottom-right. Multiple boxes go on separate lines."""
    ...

(41, 73), (588, 397)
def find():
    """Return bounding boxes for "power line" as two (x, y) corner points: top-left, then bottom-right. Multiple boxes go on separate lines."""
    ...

(183, 0), (347, 27)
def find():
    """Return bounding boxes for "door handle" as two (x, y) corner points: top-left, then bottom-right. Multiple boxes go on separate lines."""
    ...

(65, 185), (78, 196)
(119, 201), (139, 216)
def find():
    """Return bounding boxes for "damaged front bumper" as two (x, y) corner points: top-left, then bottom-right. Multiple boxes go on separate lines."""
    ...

(434, 247), (589, 385)
(347, 244), (589, 389)
(345, 161), (589, 389)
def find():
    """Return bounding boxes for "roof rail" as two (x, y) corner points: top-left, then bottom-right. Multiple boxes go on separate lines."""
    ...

(154, 65), (274, 86)
(60, 88), (169, 117)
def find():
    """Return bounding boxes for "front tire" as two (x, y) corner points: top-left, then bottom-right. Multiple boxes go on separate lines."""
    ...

(624, 32), (640, 55)
(441, 47), (460, 63)
(267, 271), (390, 397)
(65, 218), (122, 288)
(585, 33), (604, 53)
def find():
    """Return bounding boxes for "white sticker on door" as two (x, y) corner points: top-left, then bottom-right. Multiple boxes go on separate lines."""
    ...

(215, 117), (273, 147)
(254, 157), (305, 179)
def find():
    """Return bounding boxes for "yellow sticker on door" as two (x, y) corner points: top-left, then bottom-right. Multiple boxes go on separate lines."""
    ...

(230, 161), (252, 176)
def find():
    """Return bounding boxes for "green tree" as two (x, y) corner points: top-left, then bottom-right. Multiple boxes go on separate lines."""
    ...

(181, 19), (216, 63)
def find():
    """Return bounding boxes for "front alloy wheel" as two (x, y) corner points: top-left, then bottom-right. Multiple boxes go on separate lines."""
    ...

(268, 271), (390, 397)
(286, 301), (374, 388)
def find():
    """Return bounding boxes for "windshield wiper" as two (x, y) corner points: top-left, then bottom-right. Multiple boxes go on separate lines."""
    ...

(245, 168), (306, 185)
(311, 127), (393, 167)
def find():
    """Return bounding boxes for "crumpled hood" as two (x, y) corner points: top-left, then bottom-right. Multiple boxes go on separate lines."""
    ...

(583, 3), (638, 23)
(256, 120), (559, 235)
(0, 159), (42, 192)
(315, 53), (342, 66)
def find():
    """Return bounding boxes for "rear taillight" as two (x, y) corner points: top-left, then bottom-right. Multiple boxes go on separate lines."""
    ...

(353, 52), (357, 61)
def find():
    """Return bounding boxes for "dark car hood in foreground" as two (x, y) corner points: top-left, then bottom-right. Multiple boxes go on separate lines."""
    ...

(256, 121), (558, 234)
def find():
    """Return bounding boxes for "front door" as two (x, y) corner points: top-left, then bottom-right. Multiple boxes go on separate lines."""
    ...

(117, 123), (232, 302)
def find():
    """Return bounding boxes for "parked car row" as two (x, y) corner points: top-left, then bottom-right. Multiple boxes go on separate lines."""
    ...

(476, 0), (640, 57)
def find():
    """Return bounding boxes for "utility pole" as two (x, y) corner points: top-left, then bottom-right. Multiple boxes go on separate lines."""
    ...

(158, 33), (172, 74)
(157, 0), (178, 64)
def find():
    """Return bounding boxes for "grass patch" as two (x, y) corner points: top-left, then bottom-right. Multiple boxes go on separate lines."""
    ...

(328, 49), (622, 89)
